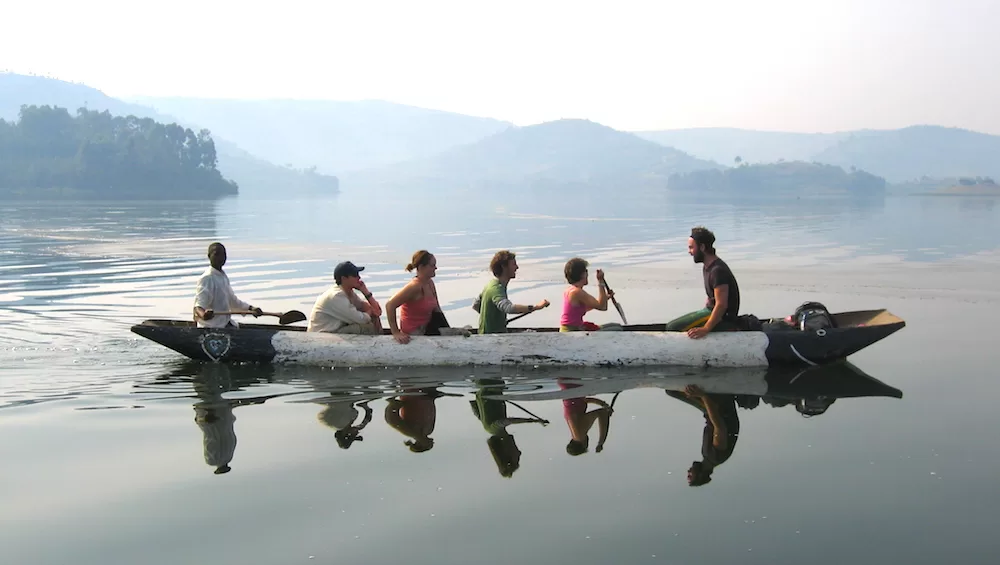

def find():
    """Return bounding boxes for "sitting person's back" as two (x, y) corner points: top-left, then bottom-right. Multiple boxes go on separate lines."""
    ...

(307, 261), (383, 334)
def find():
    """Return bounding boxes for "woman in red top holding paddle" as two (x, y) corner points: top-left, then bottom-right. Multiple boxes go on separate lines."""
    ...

(386, 250), (444, 344)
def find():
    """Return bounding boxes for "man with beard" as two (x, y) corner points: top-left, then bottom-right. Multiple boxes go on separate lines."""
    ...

(665, 226), (741, 338)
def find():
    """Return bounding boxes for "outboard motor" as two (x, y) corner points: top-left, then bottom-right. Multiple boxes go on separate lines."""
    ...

(796, 396), (836, 417)
(793, 301), (836, 331)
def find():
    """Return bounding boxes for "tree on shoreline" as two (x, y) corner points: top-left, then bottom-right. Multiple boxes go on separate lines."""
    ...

(0, 105), (238, 198)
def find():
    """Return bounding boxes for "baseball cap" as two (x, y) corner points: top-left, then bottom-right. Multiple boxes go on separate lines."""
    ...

(334, 261), (365, 283)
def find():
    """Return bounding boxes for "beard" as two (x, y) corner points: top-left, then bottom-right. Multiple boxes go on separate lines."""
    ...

(692, 249), (706, 263)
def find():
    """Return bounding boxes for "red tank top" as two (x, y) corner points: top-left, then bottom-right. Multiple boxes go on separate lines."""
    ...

(400, 286), (438, 334)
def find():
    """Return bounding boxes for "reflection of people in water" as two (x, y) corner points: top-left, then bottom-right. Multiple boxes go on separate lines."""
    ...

(195, 402), (238, 474)
(471, 379), (549, 477)
(384, 389), (446, 453)
(560, 381), (612, 456)
(191, 366), (272, 475)
(667, 385), (741, 487)
(317, 396), (373, 449)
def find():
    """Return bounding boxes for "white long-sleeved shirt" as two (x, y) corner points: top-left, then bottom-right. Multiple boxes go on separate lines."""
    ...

(195, 404), (237, 469)
(308, 287), (372, 333)
(193, 267), (252, 328)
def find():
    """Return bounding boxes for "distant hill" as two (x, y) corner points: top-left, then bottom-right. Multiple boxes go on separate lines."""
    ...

(639, 124), (1000, 184)
(668, 161), (886, 197)
(346, 119), (721, 191)
(0, 74), (155, 123)
(811, 126), (1000, 183)
(634, 128), (848, 166)
(0, 73), (339, 196)
(129, 96), (514, 174)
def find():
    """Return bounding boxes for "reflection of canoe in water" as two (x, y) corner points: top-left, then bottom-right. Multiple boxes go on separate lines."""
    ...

(152, 360), (901, 415)
(482, 361), (903, 402)
(131, 309), (905, 368)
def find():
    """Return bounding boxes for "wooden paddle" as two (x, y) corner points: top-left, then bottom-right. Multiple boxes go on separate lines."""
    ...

(214, 309), (307, 325)
(506, 299), (551, 325)
(602, 278), (628, 325)
(507, 400), (549, 425)
(506, 310), (534, 324)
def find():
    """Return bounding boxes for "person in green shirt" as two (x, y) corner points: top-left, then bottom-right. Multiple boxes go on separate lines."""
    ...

(470, 379), (549, 478)
(472, 250), (550, 334)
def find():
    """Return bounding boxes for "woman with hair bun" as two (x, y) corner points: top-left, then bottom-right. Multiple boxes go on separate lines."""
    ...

(386, 250), (443, 344)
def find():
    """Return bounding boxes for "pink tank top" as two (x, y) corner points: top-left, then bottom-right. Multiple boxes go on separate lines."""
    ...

(401, 286), (438, 334)
(560, 286), (588, 327)
(560, 380), (586, 419)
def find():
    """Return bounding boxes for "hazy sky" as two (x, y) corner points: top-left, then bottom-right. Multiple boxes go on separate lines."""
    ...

(3, 0), (999, 133)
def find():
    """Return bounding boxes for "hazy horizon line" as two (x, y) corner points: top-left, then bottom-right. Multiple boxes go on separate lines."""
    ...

(4, 70), (998, 137)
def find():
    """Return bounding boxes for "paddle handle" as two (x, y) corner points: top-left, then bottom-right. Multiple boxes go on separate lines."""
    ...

(602, 279), (628, 325)
(507, 300), (549, 324)
(507, 310), (533, 324)
(215, 310), (280, 317)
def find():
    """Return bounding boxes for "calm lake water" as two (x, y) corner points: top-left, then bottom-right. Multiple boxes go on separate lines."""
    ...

(2, 189), (999, 564)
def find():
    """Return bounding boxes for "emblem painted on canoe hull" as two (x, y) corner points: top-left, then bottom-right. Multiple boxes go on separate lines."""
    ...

(199, 332), (232, 362)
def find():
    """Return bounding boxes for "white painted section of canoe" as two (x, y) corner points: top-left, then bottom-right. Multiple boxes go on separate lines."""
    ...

(486, 370), (771, 400)
(271, 330), (771, 368)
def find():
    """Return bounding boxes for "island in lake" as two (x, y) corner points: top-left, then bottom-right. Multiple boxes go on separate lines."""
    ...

(0, 104), (237, 199)
(668, 160), (886, 197)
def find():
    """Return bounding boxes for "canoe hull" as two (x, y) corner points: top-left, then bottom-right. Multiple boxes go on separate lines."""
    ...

(131, 309), (905, 368)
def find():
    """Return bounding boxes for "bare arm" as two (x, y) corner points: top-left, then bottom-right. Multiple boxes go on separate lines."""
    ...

(595, 408), (611, 452)
(492, 293), (549, 314)
(357, 402), (373, 430)
(386, 281), (421, 340)
(356, 281), (382, 317)
(700, 395), (728, 450)
(703, 285), (729, 331)
(689, 285), (728, 338)
(570, 285), (609, 312)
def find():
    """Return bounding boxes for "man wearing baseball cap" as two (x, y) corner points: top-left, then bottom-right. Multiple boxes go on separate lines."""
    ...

(307, 261), (383, 334)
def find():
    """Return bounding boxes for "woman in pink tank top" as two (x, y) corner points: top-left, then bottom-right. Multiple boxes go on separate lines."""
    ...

(386, 250), (442, 344)
(559, 379), (612, 455)
(560, 257), (613, 332)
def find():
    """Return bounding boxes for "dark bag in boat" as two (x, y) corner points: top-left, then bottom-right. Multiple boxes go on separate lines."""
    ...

(793, 301), (836, 331)
(424, 310), (450, 336)
(735, 314), (762, 331)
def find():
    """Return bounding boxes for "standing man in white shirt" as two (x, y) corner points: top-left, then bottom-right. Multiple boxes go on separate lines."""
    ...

(193, 242), (262, 328)
(307, 261), (384, 334)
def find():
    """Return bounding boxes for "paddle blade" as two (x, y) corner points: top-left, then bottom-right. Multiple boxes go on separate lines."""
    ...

(613, 301), (628, 325)
(278, 310), (307, 325)
(603, 277), (626, 325)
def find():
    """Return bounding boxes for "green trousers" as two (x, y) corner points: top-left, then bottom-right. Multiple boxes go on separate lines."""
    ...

(665, 308), (738, 332)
